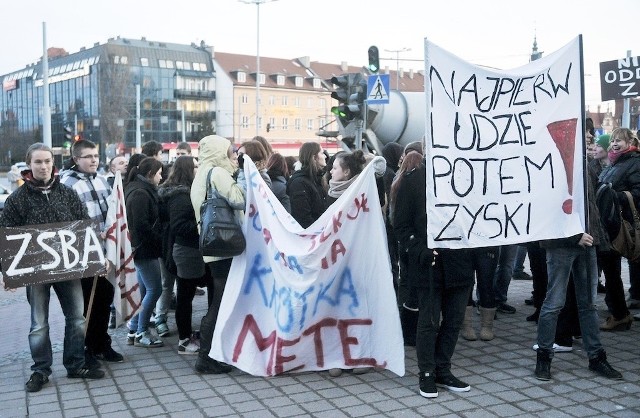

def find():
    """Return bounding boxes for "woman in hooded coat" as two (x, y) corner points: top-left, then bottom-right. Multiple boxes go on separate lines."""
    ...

(190, 135), (245, 374)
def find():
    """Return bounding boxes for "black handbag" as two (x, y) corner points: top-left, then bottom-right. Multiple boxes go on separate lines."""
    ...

(199, 168), (246, 257)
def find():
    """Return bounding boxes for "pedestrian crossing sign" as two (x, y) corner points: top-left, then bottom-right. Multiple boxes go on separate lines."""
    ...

(367, 74), (390, 104)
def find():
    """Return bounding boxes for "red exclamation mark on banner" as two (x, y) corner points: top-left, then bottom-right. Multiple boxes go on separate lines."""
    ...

(547, 118), (578, 214)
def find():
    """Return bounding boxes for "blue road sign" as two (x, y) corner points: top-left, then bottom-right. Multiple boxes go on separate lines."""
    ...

(367, 74), (390, 104)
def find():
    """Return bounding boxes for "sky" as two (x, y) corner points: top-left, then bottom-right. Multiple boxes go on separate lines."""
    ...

(0, 0), (636, 109)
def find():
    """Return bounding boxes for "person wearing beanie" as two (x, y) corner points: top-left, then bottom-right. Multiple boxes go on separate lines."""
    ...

(596, 134), (610, 152)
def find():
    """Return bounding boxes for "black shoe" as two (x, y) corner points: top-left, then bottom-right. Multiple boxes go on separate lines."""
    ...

(84, 349), (102, 370)
(194, 356), (232, 374)
(435, 373), (470, 392)
(513, 271), (532, 280)
(497, 303), (516, 314)
(524, 298), (534, 306)
(526, 308), (540, 323)
(589, 352), (623, 380)
(195, 287), (205, 296)
(535, 350), (551, 381)
(419, 372), (438, 398)
(25, 372), (48, 392)
(94, 346), (124, 363)
(68, 367), (105, 379)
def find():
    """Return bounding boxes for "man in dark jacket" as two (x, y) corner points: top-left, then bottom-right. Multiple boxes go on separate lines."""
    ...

(61, 140), (123, 364)
(0, 143), (105, 392)
(393, 162), (472, 398)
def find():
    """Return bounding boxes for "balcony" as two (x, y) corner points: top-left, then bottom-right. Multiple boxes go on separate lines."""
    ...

(174, 89), (215, 100)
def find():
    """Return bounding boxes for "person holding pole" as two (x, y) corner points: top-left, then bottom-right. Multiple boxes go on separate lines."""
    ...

(61, 140), (124, 364)
(0, 143), (105, 392)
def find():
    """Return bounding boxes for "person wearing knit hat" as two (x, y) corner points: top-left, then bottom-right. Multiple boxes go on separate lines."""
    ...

(596, 134), (610, 151)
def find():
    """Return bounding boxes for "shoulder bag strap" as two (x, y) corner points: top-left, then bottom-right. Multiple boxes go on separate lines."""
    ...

(205, 168), (214, 200)
(623, 191), (640, 227)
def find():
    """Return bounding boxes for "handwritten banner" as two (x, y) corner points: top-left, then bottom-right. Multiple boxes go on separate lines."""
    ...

(425, 36), (586, 249)
(0, 220), (105, 289)
(210, 157), (405, 376)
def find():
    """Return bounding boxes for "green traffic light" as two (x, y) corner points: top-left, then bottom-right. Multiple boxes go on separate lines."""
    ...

(368, 46), (380, 74)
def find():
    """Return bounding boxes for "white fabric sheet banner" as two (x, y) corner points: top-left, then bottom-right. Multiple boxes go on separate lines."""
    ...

(211, 157), (405, 377)
(425, 36), (586, 249)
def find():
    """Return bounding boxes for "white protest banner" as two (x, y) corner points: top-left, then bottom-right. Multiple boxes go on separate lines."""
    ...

(105, 172), (140, 325)
(425, 36), (586, 249)
(211, 157), (404, 377)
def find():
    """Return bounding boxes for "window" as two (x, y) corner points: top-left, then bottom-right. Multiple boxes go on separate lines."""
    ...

(241, 94), (248, 104)
(307, 118), (314, 131)
(319, 98), (326, 108)
(258, 73), (265, 85)
(294, 97), (300, 108)
(282, 118), (289, 131)
(295, 76), (303, 87)
(269, 117), (276, 131)
(176, 61), (184, 70)
(241, 116), (250, 129)
(294, 118), (301, 131)
(282, 96), (288, 106)
(307, 98), (314, 108)
(159, 59), (166, 68)
(121, 56), (128, 64)
(313, 78), (321, 89)
(269, 95), (275, 105)
(238, 72), (246, 82)
(113, 56), (120, 64)
(277, 75), (285, 86)
(140, 57), (149, 67)
(165, 60), (173, 68)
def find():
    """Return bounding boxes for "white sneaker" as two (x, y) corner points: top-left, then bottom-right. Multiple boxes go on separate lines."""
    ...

(532, 343), (573, 353)
(178, 337), (200, 355)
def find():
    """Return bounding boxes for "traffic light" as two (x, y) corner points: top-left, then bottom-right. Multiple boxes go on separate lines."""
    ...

(347, 74), (367, 120)
(330, 73), (366, 122)
(368, 46), (380, 74)
(64, 125), (73, 141)
(330, 75), (354, 121)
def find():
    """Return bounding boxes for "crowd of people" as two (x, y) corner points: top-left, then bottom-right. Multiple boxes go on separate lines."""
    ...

(1, 125), (638, 398)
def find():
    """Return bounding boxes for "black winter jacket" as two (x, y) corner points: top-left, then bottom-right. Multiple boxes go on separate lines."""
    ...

(598, 150), (640, 222)
(0, 172), (88, 227)
(287, 169), (327, 228)
(124, 175), (162, 260)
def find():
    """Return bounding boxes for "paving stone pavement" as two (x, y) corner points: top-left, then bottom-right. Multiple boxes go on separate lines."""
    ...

(0, 269), (639, 417)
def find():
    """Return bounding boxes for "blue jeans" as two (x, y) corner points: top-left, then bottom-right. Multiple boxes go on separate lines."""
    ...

(513, 245), (527, 274)
(494, 245), (518, 304)
(26, 280), (86, 376)
(156, 261), (177, 324)
(537, 246), (603, 359)
(129, 258), (162, 334)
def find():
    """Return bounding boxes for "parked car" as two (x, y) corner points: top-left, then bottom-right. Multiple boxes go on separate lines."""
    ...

(0, 183), (10, 213)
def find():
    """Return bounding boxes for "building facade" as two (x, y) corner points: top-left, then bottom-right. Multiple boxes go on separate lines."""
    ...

(0, 36), (427, 165)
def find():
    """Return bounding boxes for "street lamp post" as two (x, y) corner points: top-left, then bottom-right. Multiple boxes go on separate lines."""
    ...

(239, 0), (277, 137)
(384, 47), (411, 91)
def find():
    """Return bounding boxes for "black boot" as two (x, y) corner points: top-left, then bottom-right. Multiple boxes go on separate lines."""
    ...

(526, 308), (540, 323)
(400, 306), (418, 347)
(589, 351), (623, 380)
(535, 350), (552, 381)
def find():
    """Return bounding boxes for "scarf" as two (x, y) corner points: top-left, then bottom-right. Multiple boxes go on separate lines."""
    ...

(328, 175), (359, 199)
(609, 146), (637, 165)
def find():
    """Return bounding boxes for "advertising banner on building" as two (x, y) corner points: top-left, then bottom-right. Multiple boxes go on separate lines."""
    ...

(425, 36), (586, 249)
(210, 158), (404, 377)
